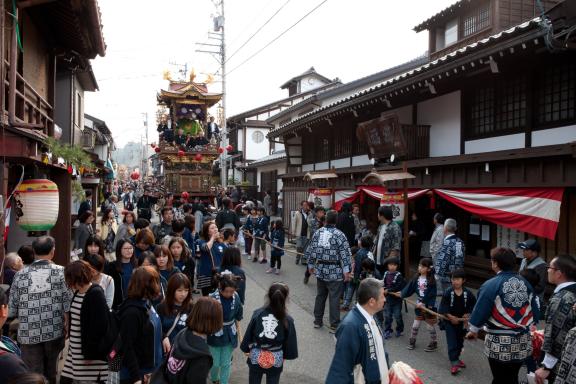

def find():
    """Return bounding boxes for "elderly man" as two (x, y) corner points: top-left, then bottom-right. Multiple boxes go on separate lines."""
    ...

(8, 236), (72, 384)
(291, 200), (311, 265)
(307, 210), (352, 333)
(534, 254), (576, 384)
(325, 278), (389, 384)
(466, 247), (540, 384)
(518, 238), (548, 305)
(434, 218), (465, 295)
(429, 213), (445, 261)
(373, 206), (402, 275)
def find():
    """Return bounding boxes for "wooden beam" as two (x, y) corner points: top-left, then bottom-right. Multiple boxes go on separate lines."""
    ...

(17, 0), (57, 8)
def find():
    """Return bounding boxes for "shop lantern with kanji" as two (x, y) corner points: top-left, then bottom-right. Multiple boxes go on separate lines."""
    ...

(14, 179), (59, 233)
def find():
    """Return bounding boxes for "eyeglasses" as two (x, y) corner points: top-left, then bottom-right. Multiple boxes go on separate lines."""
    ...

(121, 247), (134, 251)
(547, 265), (559, 271)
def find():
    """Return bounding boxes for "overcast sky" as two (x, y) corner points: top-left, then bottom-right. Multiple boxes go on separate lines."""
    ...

(86, 0), (457, 148)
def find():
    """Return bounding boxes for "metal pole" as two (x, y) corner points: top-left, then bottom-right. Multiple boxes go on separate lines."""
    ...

(220, 0), (228, 188)
(144, 112), (148, 176)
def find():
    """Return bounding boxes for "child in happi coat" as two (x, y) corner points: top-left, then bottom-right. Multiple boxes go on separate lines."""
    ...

(253, 207), (270, 264)
(383, 256), (406, 339)
(438, 268), (476, 375)
(342, 236), (374, 311)
(267, 219), (285, 275)
(243, 207), (258, 259)
(401, 257), (438, 352)
(208, 274), (243, 384)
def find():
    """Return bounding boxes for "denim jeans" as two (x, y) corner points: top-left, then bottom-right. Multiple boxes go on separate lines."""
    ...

(383, 300), (404, 333)
(444, 322), (466, 363)
(314, 279), (344, 327)
(20, 337), (65, 384)
(343, 281), (358, 307)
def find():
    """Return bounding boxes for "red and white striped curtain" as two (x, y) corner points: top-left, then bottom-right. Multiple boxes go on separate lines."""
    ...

(434, 188), (564, 240)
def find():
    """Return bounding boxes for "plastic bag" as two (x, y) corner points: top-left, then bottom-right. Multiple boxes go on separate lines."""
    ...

(389, 362), (424, 384)
(237, 230), (245, 248)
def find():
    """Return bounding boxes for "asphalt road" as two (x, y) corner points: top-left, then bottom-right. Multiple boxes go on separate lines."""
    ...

(227, 242), (513, 384)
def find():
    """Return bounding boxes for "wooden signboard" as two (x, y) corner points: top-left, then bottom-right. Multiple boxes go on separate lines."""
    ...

(356, 113), (407, 159)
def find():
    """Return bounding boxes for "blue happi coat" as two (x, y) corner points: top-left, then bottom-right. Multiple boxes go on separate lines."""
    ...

(305, 225), (352, 281)
(434, 234), (465, 283)
(253, 216), (270, 238)
(207, 290), (243, 348)
(326, 306), (388, 384)
(270, 228), (285, 257)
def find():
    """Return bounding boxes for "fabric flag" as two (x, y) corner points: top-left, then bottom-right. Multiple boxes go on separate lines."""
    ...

(434, 188), (564, 240)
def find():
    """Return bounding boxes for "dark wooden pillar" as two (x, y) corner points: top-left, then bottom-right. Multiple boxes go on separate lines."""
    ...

(50, 168), (71, 266)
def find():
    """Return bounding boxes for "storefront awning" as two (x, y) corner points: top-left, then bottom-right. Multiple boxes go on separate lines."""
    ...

(334, 186), (429, 210)
(361, 171), (415, 184)
(303, 171), (338, 181)
(434, 188), (564, 240)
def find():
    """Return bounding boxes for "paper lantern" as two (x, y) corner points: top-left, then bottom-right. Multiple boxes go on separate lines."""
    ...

(181, 191), (189, 199)
(130, 171), (140, 180)
(194, 153), (203, 161)
(178, 149), (185, 157)
(218, 147), (224, 154)
(226, 145), (233, 152)
(155, 147), (161, 153)
(67, 165), (73, 174)
(15, 179), (59, 232)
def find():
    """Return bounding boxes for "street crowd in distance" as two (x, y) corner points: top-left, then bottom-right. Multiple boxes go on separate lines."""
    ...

(1, 187), (576, 384)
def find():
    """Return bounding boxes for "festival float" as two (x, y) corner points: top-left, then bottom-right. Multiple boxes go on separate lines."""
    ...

(154, 72), (223, 200)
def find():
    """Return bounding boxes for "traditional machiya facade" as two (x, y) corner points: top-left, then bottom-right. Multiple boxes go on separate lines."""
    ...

(268, 0), (576, 284)
(156, 79), (222, 198)
(0, 0), (105, 265)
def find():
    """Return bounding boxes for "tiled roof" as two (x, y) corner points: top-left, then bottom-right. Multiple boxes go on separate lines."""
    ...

(248, 150), (287, 166)
(269, 17), (543, 139)
(413, 0), (473, 32)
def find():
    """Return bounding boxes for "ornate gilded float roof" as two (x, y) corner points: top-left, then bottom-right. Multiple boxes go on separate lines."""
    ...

(158, 80), (222, 107)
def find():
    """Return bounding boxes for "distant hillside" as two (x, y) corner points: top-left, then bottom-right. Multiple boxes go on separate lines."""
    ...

(113, 141), (146, 169)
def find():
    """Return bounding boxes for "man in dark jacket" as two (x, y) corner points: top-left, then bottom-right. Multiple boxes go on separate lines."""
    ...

(337, 202), (356, 248)
(153, 207), (174, 244)
(518, 238), (548, 305)
(215, 198), (240, 231)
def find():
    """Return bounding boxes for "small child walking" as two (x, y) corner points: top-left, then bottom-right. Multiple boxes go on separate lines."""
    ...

(401, 257), (438, 351)
(382, 257), (405, 339)
(438, 269), (476, 375)
(267, 220), (285, 275)
(342, 236), (374, 310)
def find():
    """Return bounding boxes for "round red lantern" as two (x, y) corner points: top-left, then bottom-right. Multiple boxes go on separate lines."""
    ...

(226, 144), (233, 152)
(155, 147), (161, 153)
(218, 147), (224, 154)
(194, 153), (203, 161)
(181, 191), (189, 200)
(178, 149), (185, 157)
(130, 171), (140, 180)
(67, 165), (73, 174)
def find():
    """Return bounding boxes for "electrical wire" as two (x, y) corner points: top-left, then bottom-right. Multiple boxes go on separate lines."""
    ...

(225, 0), (293, 64)
(226, 0), (329, 76)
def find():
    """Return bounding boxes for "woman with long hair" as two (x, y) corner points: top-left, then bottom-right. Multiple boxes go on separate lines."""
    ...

(156, 297), (222, 384)
(83, 235), (106, 261)
(157, 273), (192, 355)
(83, 253), (115, 310)
(101, 208), (118, 262)
(197, 222), (226, 296)
(240, 283), (298, 384)
(74, 210), (95, 251)
(105, 239), (138, 311)
(118, 266), (164, 384)
(115, 211), (136, 247)
(169, 237), (195, 286)
(61, 261), (109, 383)
(157, 245), (181, 283)
(220, 247), (246, 304)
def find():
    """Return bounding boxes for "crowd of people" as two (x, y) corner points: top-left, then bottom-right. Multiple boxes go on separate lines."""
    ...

(3, 189), (576, 384)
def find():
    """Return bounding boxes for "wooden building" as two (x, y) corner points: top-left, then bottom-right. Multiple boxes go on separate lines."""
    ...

(0, 0), (105, 266)
(268, 0), (576, 283)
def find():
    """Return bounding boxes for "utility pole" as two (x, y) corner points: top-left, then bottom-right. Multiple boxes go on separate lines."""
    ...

(196, 0), (227, 187)
(142, 112), (148, 176)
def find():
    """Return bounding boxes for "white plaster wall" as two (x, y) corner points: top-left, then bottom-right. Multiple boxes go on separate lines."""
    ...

(531, 125), (576, 147)
(302, 163), (314, 172)
(245, 127), (270, 161)
(237, 129), (244, 152)
(352, 154), (372, 166)
(315, 161), (329, 170)
(331, 158), (350, 169)
(465, 133), (525, 154)
(418, 91), (461, 157)
(256, 163), (286, 192)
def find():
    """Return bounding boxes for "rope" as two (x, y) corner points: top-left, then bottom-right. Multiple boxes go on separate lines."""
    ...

(242, 230), (305, 256)
(387, 291), (468, 322)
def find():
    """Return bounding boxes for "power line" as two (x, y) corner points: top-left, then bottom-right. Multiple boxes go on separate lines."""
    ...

(225, 0), (293, 64)
(226, 0), (277, 48)
(226, 0), (329, 76)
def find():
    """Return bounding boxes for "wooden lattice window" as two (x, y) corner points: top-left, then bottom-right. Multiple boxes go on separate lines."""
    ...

(302, 132), (315, 164)
(334, 127), (352, 158)
(495, 76), (527, 131)
(463, 4), (491, 37)
(469, 86), (495, 135)
(536, 63), (576, 126)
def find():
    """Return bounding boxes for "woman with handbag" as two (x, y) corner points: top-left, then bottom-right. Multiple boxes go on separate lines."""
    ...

(240, 283), (298, 384)
(157, 273), (192, 355)
(101, 208), (119, 262)
(61, 261), (110, 384)
(208, 274), (244, 384)
(197, 222), (226, 296)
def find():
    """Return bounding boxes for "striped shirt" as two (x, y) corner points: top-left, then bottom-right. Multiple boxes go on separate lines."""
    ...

(61, 290), (109, 381)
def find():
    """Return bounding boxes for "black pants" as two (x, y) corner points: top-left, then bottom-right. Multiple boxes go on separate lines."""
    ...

(270, 254), (282, 269)
(248, 365), (282, 384)
(201, 286), (213, 296)
(488, 358), (523, 384)
(445, 322), (465, 363)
